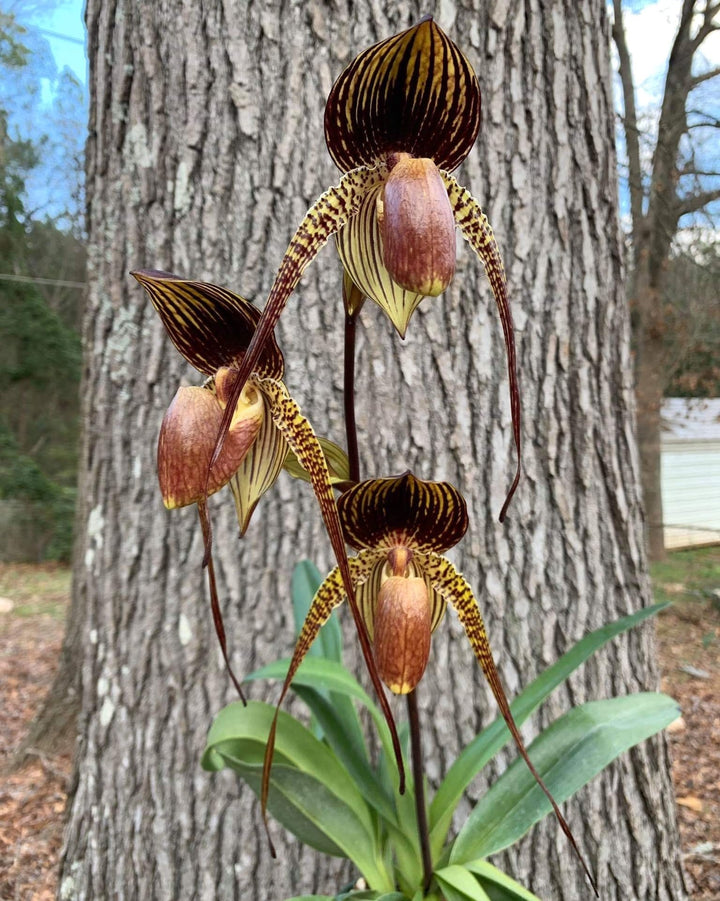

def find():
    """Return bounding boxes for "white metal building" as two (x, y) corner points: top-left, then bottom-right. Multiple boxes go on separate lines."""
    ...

(661, 398), (720, 549)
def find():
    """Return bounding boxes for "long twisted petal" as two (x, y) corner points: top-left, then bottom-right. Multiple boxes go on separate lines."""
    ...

(209, 166), (384, 474)
(442, 173), (522, 522)
(260, 553), (377, 850)
(197, 500), (246, 703)
(425, 553), (598, 895)
(257, 377), (406, 791)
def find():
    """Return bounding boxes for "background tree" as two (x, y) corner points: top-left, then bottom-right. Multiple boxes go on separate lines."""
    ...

(612, 0), (720, 560)
(59, 1), (685, 899)
(0, 12), (84, 564)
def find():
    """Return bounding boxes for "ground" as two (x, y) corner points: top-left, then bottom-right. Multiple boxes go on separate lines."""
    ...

(0, 554), (718, 900)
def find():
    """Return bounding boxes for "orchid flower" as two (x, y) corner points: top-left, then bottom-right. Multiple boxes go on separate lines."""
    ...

(209, 17), (521, 522)
(262, 472), (596, 891)
(132, 271), (405, 784)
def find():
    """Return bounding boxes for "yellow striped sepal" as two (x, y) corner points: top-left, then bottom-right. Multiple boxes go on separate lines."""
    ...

(337, 471), (469, 554)
(229, 390), (288, 535)
(324, 17), (481, 173)
(131, 270), (284, 379)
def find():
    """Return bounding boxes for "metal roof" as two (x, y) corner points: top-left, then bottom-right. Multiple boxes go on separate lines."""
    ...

(661, 398), (720, 443)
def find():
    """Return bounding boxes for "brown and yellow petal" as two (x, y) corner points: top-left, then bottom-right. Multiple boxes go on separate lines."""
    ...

(442, 172), (522, 521)
(324, 17), (481, 173)
(380, 155), (456, 297)
(337, 471), (469, 554)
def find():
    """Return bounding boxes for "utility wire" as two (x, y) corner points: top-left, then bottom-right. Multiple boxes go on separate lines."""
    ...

(36, 29), (85, 47)
(0, 272), (86, 289)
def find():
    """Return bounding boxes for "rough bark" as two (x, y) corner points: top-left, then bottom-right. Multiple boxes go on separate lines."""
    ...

(59, 1), (685, 900)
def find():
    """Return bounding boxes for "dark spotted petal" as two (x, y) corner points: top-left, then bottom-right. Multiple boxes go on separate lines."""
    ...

(208, 166), (383, 474)
(260, 555), (376, 849)
(424, 554), (598, 896)
(131, 271), (283, 379)
(256, 377), (406, 793)
(442, 173), (522, 522)
(338, 471), (468, 553)
(325, 17), (481, 173)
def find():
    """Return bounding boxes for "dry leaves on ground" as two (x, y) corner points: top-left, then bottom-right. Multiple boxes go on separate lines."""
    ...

(0, 563), (719, 899)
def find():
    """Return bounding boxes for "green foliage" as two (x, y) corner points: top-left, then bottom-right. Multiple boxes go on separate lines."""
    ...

(0, 16), (84, 561)
(203, 562), (676, 900)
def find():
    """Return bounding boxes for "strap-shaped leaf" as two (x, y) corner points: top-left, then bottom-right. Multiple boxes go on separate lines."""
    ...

(131, 270), (283, 378)
(451, 694), (679, 866)
(210, 166), (384, 475)
(324, 17), (481, 173)
(338, 472), (468, 554)
(442, 173), (522, 522)
(435, 866), (492, 901)
(202, 701), (394, 890)
(429, 601), (670, 853)
(464, 862), (543, 901)
(425, 554), (597, 896)
(335, 184), (425, 337)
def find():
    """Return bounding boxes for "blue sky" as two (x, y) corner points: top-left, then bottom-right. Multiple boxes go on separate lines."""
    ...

(30, 0), (86, 86)
(19, 0), (720, 229)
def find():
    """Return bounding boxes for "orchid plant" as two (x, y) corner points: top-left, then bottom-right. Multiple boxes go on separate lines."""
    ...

(135, 17), (677, 901)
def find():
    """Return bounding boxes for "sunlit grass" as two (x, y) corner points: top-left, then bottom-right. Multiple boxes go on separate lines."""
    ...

(650, 546), (720, 607)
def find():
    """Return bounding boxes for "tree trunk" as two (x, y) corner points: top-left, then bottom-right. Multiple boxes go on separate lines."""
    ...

(632, 251), (668, 562)
(59, 1), (685, 899)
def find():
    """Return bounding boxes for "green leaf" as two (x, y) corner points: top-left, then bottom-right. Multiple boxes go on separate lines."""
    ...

(335, 894), (409, 901)
(450, 692), (679, 863)
(430, 602), (668, 852)
(244, 657), (398, 780)
(284, 897), (334, 901)
(465, 861), (543, 900)
(435, 866), (492, 900)
(204, 703), (395, 890)
(293, 684), (397, 824)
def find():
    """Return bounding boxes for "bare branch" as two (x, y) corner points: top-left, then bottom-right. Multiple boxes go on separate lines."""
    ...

(612, 0), (645, 241)
(691, 0), (720, 51)
(690, 65), (720, 88)
(676, 187), (720, 218)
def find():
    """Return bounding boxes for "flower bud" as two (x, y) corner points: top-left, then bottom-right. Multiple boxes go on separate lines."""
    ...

(373, 576), (431, 694)
(379, 156), (456, 297)
(157, 382), (263, 509)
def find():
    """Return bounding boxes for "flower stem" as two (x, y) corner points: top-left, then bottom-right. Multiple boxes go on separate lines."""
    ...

(407, 689), (433, 893)
(343, 310), (360, 483)
(343, 310), (433, 892)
